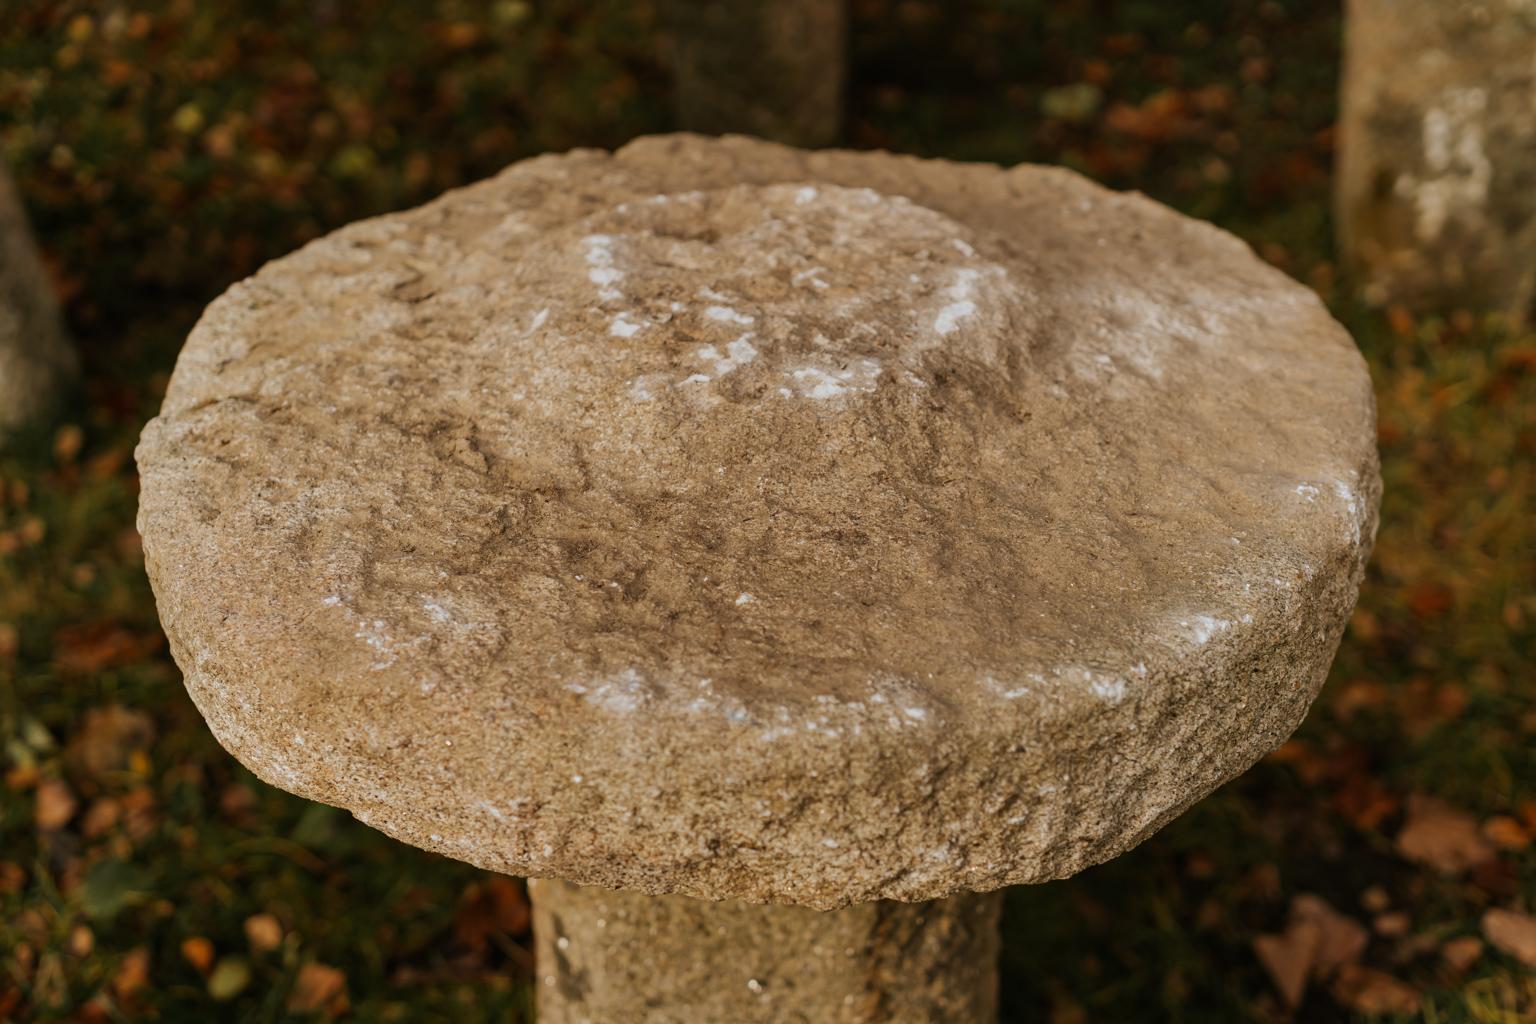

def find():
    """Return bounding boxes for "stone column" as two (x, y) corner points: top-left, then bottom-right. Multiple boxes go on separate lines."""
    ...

(528, 878), (1003, 1024)
(0, 164), (76, 437)
(1336, 0), (1536, 318)
(662, 0), (847, 147)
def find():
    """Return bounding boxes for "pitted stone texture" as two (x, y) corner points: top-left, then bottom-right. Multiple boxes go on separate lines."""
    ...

(137, 134), (1380, 909)
(529, 878), (1001, 1023)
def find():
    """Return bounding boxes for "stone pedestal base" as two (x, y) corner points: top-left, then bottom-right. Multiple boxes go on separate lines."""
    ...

(1337, 0), (1536, 317)
(663, 0), (846, 147)
(0, 166), (75, 436)
(528, 878), (1003, 1023)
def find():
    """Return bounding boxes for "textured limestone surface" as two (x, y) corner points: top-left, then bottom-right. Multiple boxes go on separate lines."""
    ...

(529, 878), (1001, 1023)
(1337, 0), (1536, 316)
(137, 134), (1380, 910)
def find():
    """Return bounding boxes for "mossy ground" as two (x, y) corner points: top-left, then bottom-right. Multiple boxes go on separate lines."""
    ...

(1, 1), (1532, 1020)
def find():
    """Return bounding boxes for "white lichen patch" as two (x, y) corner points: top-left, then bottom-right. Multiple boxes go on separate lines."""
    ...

(609, 313), (644, 338)
(695, 335), (758, 378)
(1182, 614), (1233, 646)
(983, 673), (1041, 700)
(933, 268), (981, 335)
(565, 668), (653, 714)
(353, 618), (414, 670)
(791, 266), (830, 290)
(321, 592), (427, 670)
(705, 305), (755, 326)
(1333, 478), (1366, 543)
(784, 358), (883, 400)
(1332, 479), (1359, 514)
(581, 234), (624, 301)
(1089, 676), (1127, 702)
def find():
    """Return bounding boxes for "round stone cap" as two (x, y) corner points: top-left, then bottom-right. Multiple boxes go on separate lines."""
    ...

(137, 134), (1379, 909)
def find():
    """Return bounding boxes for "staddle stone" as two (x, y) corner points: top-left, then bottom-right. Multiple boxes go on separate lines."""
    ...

(137, 132), (1378, 1019)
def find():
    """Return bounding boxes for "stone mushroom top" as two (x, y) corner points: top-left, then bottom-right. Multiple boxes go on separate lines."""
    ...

(137, 134), (1379, 910)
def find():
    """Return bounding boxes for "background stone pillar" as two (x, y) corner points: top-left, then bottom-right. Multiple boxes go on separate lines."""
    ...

(663, 0), (847, 147)
(0, 164), (75, 437)
(1336, 0), (1536, 318)
(529, 878), (1003, 1024)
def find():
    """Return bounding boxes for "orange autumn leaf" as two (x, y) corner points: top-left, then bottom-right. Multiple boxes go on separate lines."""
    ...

(110, 947), (150, 1001)
(35, 778), (77, 831)
(1482, 815), (1532, 852)
(52, 622), (162, 676)
(454, 876), (531, 953)
(287, 962), (347, 1015)
(180, 937), (215, 975)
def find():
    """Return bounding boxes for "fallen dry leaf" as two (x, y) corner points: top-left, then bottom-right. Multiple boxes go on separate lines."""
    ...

(180, 936), (215, 974)
(80, 797), (121, 839)
(67, 706), (156, 779)
(35, 778), (77, 831)
(1482, 815), (1531, 852)
(244, 913), (284, 953)
(454, 876), (531, 953)
(53, 425), (85, 464)
(0, 862), (26, 894)
(1330, 963), (1421, 1015)
(1293, 894), (1369, 977)
(287, 961), (347, 1015)
(1483, 908), (1536, 969)
(51, 622), (162, 676)
(1359, 886), (1391, 914)
(118, 787), (160, 842)
(1396, 794), (1496, 874)
(1335, 772), (1399, 831)
(1254, 924), (1319, 1009)
(68, 924), (94, 958)
(1441, 935), (1484, 973)
(110, 947), (150, 1001)
(1253, 894), (1369, 1008)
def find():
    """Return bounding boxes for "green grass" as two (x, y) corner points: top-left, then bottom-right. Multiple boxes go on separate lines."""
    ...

(2, 0), (1533, 1020)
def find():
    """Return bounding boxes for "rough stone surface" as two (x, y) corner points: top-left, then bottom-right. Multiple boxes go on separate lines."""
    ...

(0, 164), (75, 436)
(1337, 0), (1536, 317)
(529, 878), (1001, 1023)
(137, 134), (1380, 910)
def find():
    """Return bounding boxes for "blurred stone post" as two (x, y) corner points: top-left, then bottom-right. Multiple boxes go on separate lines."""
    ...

(1336, 0), (1536, 319)
(0, 163), (75, 437)
(663, 0), (847, 147)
